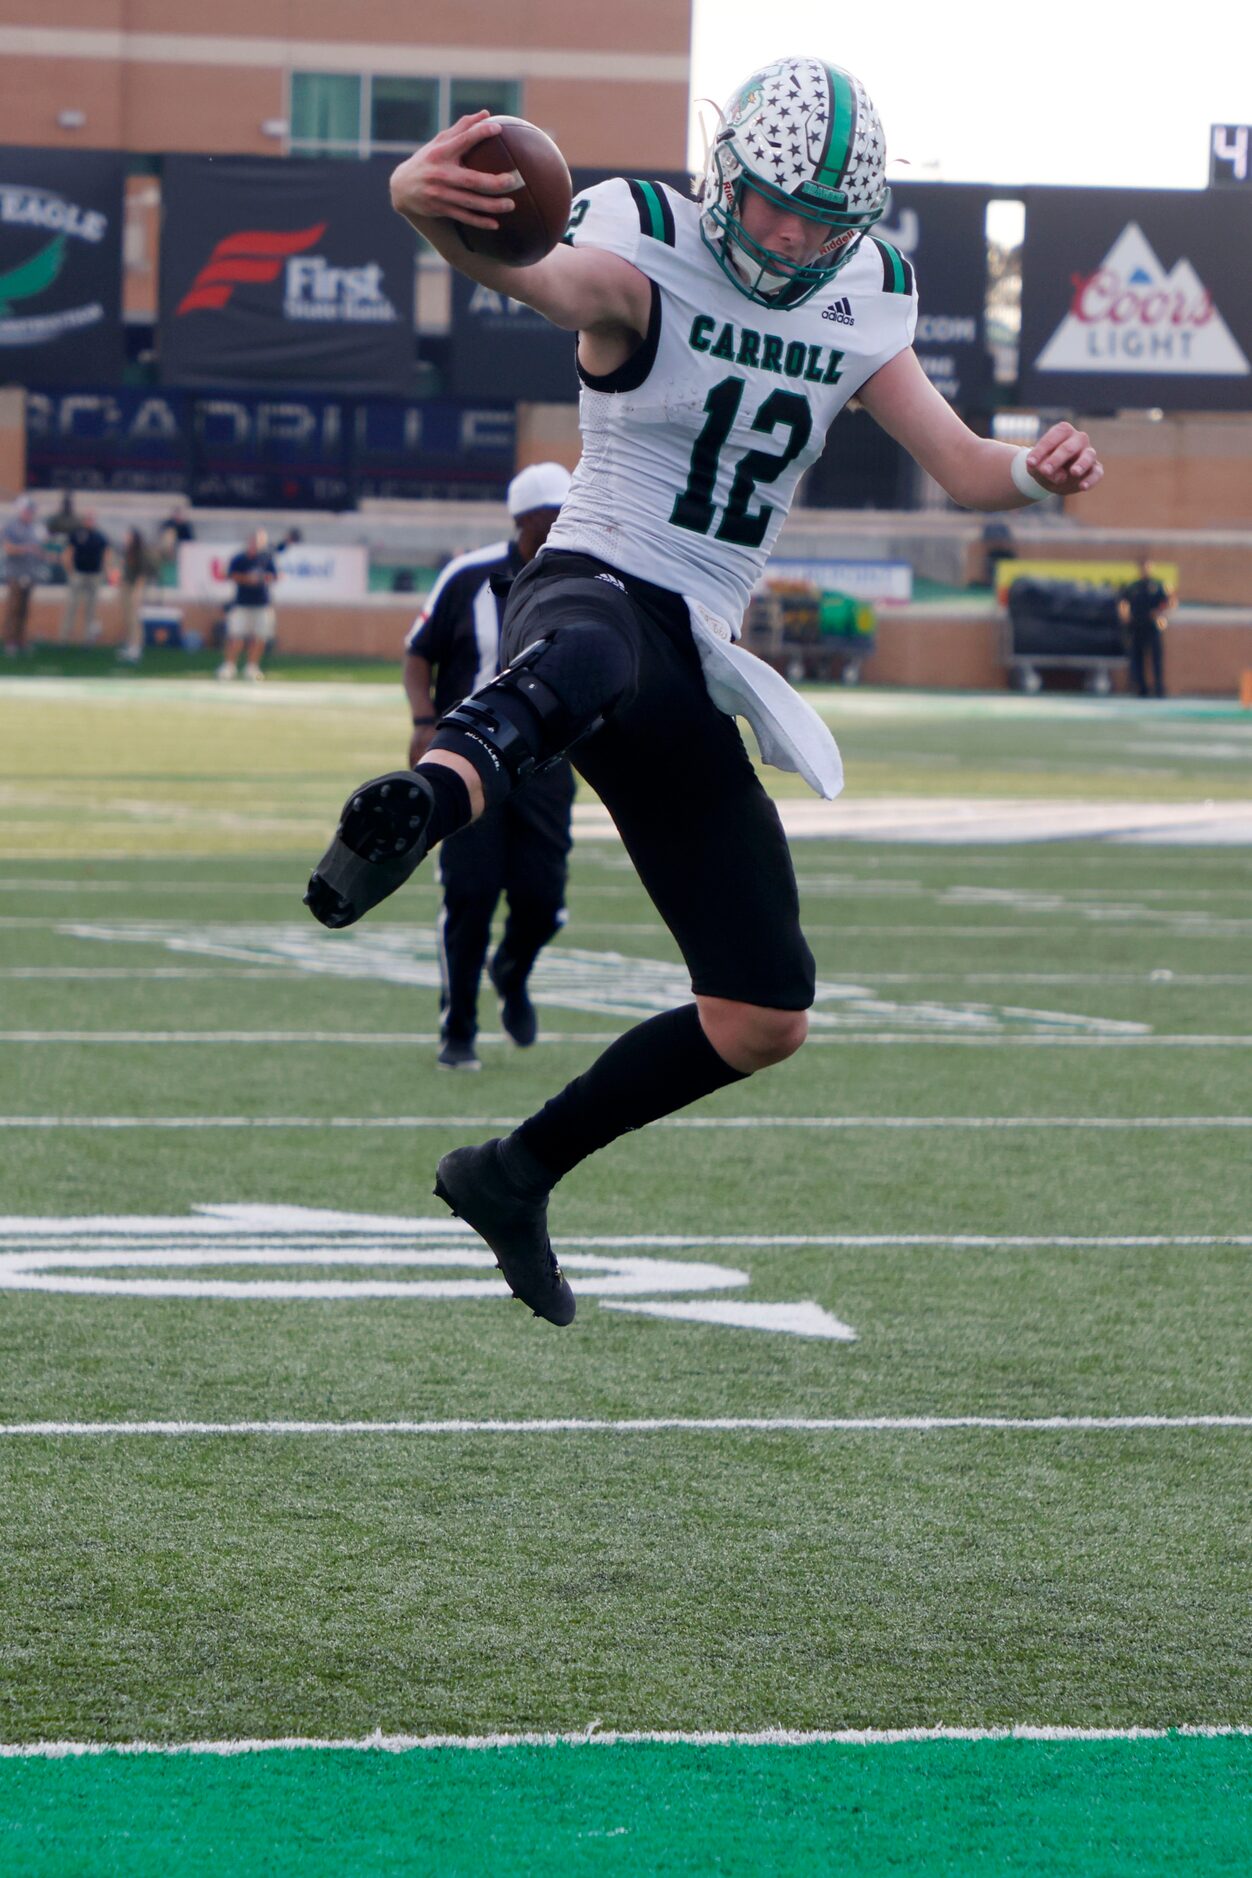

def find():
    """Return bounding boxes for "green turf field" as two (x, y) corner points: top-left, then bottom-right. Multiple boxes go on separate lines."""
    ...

(0, 678), (1248, 1870)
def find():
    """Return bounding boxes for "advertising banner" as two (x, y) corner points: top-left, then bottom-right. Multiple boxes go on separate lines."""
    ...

(874, 184), (994, 405)
(177, 541), (367, 600)
(0, 147), (125, 383)
(25, 388), (515, 507)
(762, 558), (913, 602)
(159, 156), (415, 392)
(446, 167), (692, 402)
(1019, 188), (1252, 409)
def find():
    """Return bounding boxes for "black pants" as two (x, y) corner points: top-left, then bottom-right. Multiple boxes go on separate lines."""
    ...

(501, 550), (815, 1012)
(1128, 624), (1165, 698)
(437, 762), (574, 1043)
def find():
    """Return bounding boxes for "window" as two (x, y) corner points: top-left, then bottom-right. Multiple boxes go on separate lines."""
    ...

(449, 78), (520, 123)
(290, 73), (361, 153)
(288, 73), (521, 157)
(371, 77), (439, 148)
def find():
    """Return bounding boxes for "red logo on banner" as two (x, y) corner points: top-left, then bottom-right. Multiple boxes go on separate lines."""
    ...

(176, 224), (328, 315)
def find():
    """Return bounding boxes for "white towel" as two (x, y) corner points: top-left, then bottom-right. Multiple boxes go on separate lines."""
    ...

(685, 597), (844, 802)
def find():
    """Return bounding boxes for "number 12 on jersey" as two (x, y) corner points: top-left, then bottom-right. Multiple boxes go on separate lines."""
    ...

(669, 376), (813, 550)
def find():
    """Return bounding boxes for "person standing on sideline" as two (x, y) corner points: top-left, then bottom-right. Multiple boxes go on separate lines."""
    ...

(1118, 554), (1173, 699)
(218, 529), (279, 681)
(3, 497), (47, 658)
(405, 463), (575, 1071)
(59, 507), (114, 644)
(45, 491), (77, 543)
(116, 527), (159, 664)
(307, 60), (1105, 1327)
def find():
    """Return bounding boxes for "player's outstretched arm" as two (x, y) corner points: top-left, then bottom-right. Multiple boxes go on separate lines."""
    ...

(860, 347), (1104, 509)
(390, 112), (650, 339)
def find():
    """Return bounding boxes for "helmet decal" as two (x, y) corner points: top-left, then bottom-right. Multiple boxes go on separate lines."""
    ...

(699, 57), (890, 308)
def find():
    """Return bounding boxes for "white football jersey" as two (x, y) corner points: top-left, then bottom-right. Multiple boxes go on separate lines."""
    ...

(544, 177), (918, 632)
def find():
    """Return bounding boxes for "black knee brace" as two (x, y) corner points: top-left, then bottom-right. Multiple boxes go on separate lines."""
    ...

(427, 637), (595, 807)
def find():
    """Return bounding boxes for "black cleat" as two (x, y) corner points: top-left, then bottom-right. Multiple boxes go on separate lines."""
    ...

(304, 770), (435, 929)
(434, 1139), (574, 1326)
(489, 950), (538, 1048)
(437, 1037), (481, 1072)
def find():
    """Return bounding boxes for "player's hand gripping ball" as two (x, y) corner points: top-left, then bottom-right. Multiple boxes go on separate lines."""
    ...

(457, 117), (572, 266)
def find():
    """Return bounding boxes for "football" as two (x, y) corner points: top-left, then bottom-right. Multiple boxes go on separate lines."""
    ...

(456, 117), (573, 267)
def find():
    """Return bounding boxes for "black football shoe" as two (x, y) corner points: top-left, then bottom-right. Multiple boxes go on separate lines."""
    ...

(434, 1139), (574, 1326)
(304, 770), (435, 929)
(488, 950), (538, 1048)
(437, 1037), (481, 1072)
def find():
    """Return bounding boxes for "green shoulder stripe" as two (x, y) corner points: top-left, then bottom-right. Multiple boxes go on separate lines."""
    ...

(626, 180), (676, 246)
(871, 238), (915, 297)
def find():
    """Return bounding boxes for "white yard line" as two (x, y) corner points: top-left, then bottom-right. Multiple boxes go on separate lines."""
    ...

(3, 915), (1249, 938)
(1, 1226), (1246, 1249)
(4, 968), (1249, 988)
(3, 1033), (1252, 1049)
(0, 879), (301, 895)
(0, 968), (304, 980)
(2, 1417), (1249, 1438)
(0, 1114), (1250, 1132)
(3, 1724), (1249, 1758)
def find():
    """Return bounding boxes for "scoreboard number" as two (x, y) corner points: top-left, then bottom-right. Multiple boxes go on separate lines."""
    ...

(1210, 124), (1250, 186)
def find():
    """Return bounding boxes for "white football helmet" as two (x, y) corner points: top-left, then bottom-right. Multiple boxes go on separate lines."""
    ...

(699, 57), (890, 307)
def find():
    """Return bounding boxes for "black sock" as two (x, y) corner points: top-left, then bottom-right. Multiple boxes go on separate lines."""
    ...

(501, 1003), (748, 1188)
(416, 763), (472, 845)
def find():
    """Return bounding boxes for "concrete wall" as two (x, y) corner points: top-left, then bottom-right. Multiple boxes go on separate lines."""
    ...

(1068, 415), (1252, 533)
(21, 589), (1252, 698)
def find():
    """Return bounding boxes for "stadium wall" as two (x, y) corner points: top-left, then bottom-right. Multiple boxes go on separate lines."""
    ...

(17, 591), (1252, 697)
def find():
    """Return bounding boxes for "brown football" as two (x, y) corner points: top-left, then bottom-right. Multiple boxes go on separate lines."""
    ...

(456, 117), (573, 267)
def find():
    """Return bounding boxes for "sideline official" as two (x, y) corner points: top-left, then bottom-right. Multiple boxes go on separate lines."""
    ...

(406, 463), (575, 1070)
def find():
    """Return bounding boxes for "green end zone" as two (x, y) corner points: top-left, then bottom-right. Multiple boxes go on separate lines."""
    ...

(3, 1738), (1249, 1876)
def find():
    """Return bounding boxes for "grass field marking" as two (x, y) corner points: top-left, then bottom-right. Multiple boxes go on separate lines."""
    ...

(4, 1112), (1252, 1132)
(2, 1220), (1249, 1248)
(2, 1417), (1249, 1439)
(0, 967), (314, 980)
(4, 1724), (1251, 1758)
(0, 1207), (861, 1334)
(7, 968), (1252, 989)
(0, 878), (305, 895)
(0, 1243), (753, 1304)
(3, 1207), (1247, 1249)
(940, 885), (1252, 933)
(836, 973), (1252, 987)
(54, 919), (1153, 1036)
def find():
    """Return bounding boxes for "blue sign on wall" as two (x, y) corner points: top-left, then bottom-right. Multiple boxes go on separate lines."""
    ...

(25, 388), (516, 507)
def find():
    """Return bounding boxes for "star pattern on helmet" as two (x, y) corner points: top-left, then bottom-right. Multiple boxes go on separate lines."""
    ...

(719, 58), (886, 209)
(703, 55), (887, 242)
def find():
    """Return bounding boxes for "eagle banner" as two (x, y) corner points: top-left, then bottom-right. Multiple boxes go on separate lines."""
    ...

(0, 146), (125, 384)
(159, 156), (415, 392)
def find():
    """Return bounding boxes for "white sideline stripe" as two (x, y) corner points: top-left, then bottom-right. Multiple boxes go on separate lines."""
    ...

(9, 969), (1251, 987)
(5, 1034), (1252, 1050)
(3, 1725), (1250, 1759)
(1, 1227), (1247, 1249)
(1, 1115), (1250, 1133)
(0, 969), (306, 980)
(2, 1417), (1249, 1437)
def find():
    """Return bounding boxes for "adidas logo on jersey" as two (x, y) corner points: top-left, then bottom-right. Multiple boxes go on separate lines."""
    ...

(822, 297), (855, 326)
(596, 571), (626, 591)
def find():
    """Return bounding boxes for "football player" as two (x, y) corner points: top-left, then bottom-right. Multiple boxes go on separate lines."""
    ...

(306, 57), (1104, 1326)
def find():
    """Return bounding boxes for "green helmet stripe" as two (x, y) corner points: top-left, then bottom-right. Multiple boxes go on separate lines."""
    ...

(815, 66), (856, 188)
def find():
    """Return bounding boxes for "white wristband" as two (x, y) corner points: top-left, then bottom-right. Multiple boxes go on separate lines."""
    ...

(1011, 447), (1051, 502)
